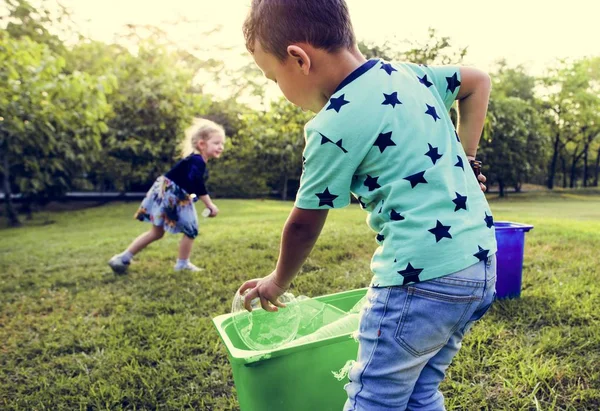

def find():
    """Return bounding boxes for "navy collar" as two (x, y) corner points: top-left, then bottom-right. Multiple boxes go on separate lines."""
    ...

(333, 59), (379, 94)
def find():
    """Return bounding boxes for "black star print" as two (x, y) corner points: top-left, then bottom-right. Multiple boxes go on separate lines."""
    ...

(326, 94), (350, 113)
(425, 143), (443, 164)
(319, 133), (348, 153)
(446, 72), (461, 94)
(418, 74), (433, 88)
(397, 263), (423, 285)
(380, 62), (397, 75)
(364, 175), (381, 191)
(452, 192), (468, 211)
(455, 156), (464, 170)
(425, 104), (441, 121)
(373, 131), (396, 153)
(454, 130), (461, 142)
(376, 233), (385, 242)
(378, 200), (384, 214)
(315, 187), (338, 207)
(474, 246), (490, 262)
(382, 92), (402, 108)
(484, 212), (494, 228)
(390, 209), (405, 221)
(428, 220), (452, 242)
(404, 171), (428, 188)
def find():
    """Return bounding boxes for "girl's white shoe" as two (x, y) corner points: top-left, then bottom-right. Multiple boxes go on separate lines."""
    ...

(174, 262), (203, 272)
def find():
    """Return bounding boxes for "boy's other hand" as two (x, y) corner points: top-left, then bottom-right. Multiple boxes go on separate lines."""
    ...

(478, 173), (487, 192)
(239, 272), (288, 312)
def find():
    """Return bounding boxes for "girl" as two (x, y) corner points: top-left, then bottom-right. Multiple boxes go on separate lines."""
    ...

(108, 118), (225, 274)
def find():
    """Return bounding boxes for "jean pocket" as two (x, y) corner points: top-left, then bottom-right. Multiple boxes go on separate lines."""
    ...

(394, 286), (479, 356)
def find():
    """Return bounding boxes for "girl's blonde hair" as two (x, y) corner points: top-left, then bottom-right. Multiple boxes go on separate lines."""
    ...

(181, 118), (226, 157)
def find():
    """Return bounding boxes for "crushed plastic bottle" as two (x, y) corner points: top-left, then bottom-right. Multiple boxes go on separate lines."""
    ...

(231, 289), (300, 351)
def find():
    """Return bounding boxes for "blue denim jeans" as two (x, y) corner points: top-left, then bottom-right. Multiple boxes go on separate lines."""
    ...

(344, 255), (497, 411)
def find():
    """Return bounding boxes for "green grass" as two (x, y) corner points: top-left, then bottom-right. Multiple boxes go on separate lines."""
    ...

(1, 192), (599, 410)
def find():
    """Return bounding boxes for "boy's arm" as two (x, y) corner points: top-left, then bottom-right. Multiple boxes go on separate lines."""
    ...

(274, 207), (328, 287)
(456, 67), (492, 160)
(241, 207), (328, 311)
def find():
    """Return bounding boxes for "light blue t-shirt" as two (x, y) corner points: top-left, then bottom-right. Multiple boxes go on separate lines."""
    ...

(294, 59), (497, 287)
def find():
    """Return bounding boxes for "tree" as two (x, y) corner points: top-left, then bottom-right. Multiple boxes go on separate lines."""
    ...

(66, 38), (209, 192)
(358, 28), (467, 65)
(1, 0), (71, 55)
(481, 62), (550, 194)
(480, 97), (548, 196)
(212, 98), (311, 199)
(0, 32), (114, 225)
(540, 58), (600, 189)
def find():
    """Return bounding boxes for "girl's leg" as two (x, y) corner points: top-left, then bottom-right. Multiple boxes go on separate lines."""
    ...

(178, 234), (194, 260)
(127, 225), (165, 255)
(174, 235), (202, 271)
(109, 225), (164, 274)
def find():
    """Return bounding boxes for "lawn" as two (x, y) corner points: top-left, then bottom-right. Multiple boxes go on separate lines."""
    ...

(1, 192), (599, 410)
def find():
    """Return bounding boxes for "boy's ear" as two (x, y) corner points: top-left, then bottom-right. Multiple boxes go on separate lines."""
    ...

(287, 45), (311, 75)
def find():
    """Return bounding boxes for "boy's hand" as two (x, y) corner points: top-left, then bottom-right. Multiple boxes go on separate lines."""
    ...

(239, 272), (289, 312)
(478, 173), (487, 192)
(467, 156), (487, 192)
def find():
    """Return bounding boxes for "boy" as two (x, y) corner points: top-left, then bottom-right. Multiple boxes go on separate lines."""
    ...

(238, 1), (496, 409)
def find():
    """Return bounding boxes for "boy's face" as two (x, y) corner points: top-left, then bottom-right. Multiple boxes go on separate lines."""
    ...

(252, 41), (318, 112)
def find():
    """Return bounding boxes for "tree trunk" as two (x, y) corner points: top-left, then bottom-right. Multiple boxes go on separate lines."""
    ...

(569, 147), (585, 188)
(498, 179), (505, 198)
(281, 173), (288, 201)
(547, 131), (560, 189)
(583, 144), (589, 187)
(594, 146), (600, 187)
(561, 155), (567, 188)
(2, 151), (20, 226)
(570, 156), (577, 188)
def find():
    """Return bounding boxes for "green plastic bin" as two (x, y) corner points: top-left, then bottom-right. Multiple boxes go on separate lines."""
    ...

(212, 288), (367, 411)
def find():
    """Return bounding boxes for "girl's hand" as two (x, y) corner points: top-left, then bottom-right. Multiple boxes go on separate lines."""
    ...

(208, 204), (219, 217)
(238, 272), (289, 312)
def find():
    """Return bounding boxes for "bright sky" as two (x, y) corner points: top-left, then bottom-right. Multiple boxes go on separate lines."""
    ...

(58, 0), (600, 98)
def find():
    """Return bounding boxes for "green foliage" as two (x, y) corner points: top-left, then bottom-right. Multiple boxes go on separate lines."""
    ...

(67, 40), (209, 191)
(480, 63), (550, 195)
(1, 194), (599, 409)
(0, 31), (114, 205)
(480, 97), (549, 195)
(359, 28), (467, 65)
(207, 98), (311, 199)
(2, 0), (69, 55)
(540, 57), (600, 189)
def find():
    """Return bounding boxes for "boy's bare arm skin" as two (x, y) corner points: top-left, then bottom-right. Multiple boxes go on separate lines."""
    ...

(240, 207), (328, 312)
(456, 67), (491, 159)
(456, 67), (492, 190)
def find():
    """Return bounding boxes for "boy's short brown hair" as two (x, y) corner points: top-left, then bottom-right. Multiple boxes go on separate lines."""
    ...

(243, 0), (356, 62)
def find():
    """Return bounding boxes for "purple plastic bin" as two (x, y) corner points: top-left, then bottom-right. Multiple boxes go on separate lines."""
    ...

(494, 221), (534, 299)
